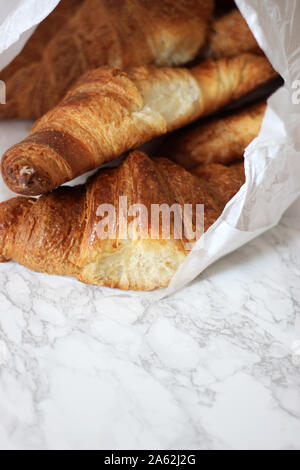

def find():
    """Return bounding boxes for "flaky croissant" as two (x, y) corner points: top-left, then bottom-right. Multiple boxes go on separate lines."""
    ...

(193, 161), (245, 202)
(0, 151), (244, 291)
(161, 101), (267, 169)
(0, 0), (84, 83)
(0, 0), (214, 119)
(208, 9), (263, 58)
(1, 54), (275, 196)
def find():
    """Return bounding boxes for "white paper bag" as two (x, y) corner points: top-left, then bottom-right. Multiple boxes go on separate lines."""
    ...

(0, 0), (299, 298)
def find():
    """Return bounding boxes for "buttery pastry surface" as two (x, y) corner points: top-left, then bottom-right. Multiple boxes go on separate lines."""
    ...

(0, 0), (214, 119)
(208, 9), (263, 58)
(1, 55), (275, 196)
(193, 161), (245, 202)
(0, 0), (83, 83)
(161, 101), (266, 169)
(0, 151), (245, 291)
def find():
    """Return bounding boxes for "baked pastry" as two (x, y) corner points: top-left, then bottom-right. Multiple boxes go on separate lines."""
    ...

(208, 9), (263, 58)
(0, 0), (84, 83)
(0, 151), (245, 290)
(193, 161), (245, 202)
(1, 55), (276, 196)
(161, 101), (266, 169)
(0, 0), (214, 119)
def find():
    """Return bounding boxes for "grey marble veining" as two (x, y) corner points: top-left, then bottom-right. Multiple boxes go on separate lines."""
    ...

(0, 205), (299, 450)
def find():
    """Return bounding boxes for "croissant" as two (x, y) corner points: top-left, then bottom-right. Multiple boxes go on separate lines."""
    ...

(193, 161), (245, 202)
(0, 0), (84, 83)
(0, 151), (244, 291)
(207, 9), (263, 58)
(0, 0), (214, 120)
(1, 54), (276, 196)
(161, 101), (267, 169)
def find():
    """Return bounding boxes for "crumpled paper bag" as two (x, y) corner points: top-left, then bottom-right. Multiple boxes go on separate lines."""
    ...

(0, 0), (299, 298)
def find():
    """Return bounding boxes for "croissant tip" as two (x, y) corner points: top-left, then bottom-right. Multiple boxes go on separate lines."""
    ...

(1, 159), (45, 196)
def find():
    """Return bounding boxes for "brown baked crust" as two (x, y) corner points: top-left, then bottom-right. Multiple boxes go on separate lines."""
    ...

(161, 101), (267, 169)
(0, 151), (245, 290)
(1, 55), (276, 196)
(208, 9), (263, 58)
(0, 0), (214, 119)
(192, 161), (245, 202)
(0, 0), (84, 82)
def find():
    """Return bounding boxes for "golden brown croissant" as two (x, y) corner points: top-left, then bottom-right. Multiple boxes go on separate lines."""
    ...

(1, 54), (275, 196)
(161, 101), (267, 169)
(193, 161), (245, 202)
(0, 0), (84, 83)
(0, 0), (214, 119)
(0, 151), (244, 290)
(208, 9), (263, 58)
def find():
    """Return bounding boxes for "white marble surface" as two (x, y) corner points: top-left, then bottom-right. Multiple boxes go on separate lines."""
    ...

(0, 199), (299, 450)
(0, 0), (299, 451)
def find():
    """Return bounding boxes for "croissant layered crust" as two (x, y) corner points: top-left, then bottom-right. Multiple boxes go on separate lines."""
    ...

(1, 54), (276, 196)
(208, 9), (263, 58)
(0, 151), (245, 290)
(0, 0), (214, 119)
(0, 0), (84, 83)
(161, 101), (267, 169)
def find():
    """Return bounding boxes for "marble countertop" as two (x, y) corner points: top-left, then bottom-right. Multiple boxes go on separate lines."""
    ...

(0, 198), (299, 450)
